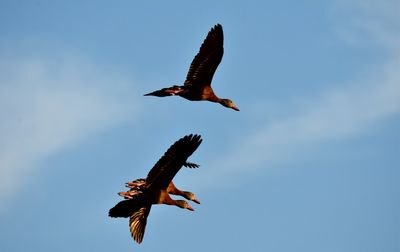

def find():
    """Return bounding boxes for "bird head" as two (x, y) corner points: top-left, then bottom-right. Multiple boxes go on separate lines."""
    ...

(175, 200), (195, 211)
(220, 99), (240, 111)
(182, 191), (201, 204)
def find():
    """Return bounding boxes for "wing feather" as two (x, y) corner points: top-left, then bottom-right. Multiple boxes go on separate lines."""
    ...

(108, 193), (147, 218)
(145, 134), (202, 191)
(183, 161), (200, 168)
(184, 24), (224, 87)
(129, 205), (152, 244)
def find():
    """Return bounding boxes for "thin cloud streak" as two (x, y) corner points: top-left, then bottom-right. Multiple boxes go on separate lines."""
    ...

(0, 55), (138, 212)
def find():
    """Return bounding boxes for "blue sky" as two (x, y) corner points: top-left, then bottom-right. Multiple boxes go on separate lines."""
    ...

(1, 0), (399, 251)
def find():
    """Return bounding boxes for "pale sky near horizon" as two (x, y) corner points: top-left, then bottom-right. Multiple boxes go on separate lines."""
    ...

(1, 1), (399, 251)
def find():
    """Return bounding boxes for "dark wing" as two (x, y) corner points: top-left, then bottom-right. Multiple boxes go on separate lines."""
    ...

(145, 134), (202, 191)
(184, 24), (224, 87)
(129, 205), (152, 244)
(109, 194), (147, 218)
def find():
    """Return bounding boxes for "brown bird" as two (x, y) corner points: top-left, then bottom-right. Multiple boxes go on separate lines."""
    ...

(119, 162), (201, 204)
(109, 134), (202, 244)
(144, 24), (239, 111)
(119, 180), (201, 204)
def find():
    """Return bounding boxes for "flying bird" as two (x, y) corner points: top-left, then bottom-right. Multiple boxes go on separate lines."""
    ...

(144, 24), (239, 111)
(109, 134), (202, 244)
(119, 162), (201, 204)
(119, 180), (201, 204)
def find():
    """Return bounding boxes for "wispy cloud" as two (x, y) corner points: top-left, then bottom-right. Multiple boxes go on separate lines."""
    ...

(193, 0), (400, 188)
(333, 0), (400, 47)
(0, 54), (138, 212)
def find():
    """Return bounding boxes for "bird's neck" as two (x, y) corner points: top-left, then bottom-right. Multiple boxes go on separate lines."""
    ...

(167, 181), (183, 196)
(207, 93), (222, 103)
(157, 190), (175, 205)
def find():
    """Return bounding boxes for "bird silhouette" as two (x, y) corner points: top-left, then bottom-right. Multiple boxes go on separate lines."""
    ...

(144, 24), (239, 111)
(118, 161), (201, 204)
(109, 134), (202, 244)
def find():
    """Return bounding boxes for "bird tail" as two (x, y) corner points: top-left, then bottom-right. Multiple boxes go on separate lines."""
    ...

(144, 86), (183, 97)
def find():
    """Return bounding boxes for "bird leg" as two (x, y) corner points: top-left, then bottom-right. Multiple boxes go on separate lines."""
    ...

(118, 190), (142, 199)
(126, 179), (146, 188)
